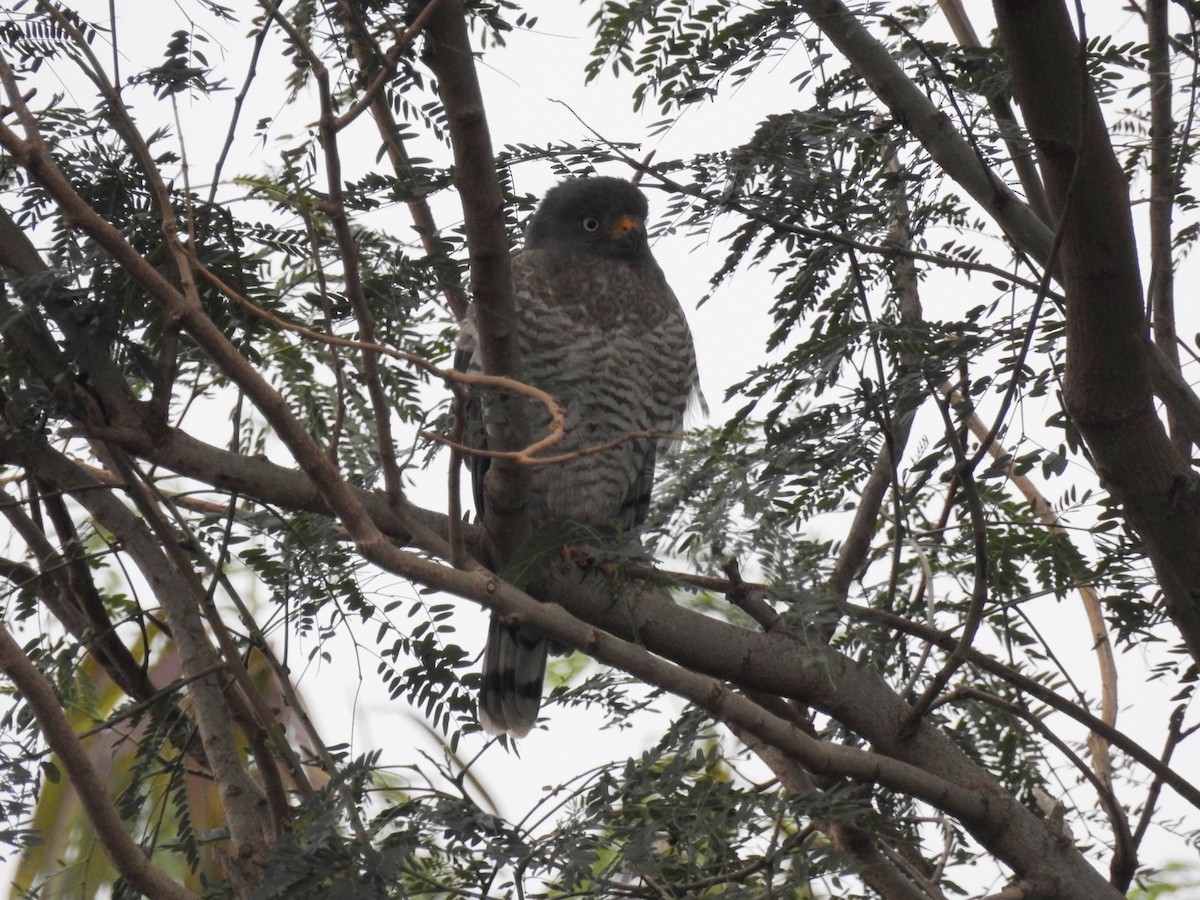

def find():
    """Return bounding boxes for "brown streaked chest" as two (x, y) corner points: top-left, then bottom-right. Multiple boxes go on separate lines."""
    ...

(513, 249), (674, 328)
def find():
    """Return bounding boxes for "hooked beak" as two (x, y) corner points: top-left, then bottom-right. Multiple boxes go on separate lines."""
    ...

(608, 214), (645, 243)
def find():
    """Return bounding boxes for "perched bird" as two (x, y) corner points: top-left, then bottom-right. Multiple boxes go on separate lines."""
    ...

(457, 176), (702, 737)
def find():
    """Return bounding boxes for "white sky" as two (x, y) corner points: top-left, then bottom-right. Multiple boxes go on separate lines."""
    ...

(3, 1), (1198, 897)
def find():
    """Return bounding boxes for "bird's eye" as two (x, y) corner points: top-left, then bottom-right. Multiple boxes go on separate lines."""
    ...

(581, 216), (601, 233)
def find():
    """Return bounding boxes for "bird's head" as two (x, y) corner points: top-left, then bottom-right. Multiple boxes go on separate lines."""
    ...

(524, 176), (653, 261)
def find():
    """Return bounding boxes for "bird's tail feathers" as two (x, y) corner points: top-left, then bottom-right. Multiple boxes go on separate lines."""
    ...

(479, 615), (548, 737)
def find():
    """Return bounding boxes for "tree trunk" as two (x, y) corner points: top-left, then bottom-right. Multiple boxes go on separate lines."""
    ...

(995, 0), (1200, 658)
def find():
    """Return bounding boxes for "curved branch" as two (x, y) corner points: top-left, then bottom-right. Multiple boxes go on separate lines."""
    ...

(193, 258), (568, 462)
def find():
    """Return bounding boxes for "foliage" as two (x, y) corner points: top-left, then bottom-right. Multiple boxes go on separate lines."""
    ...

(0, 1), (1197, 899)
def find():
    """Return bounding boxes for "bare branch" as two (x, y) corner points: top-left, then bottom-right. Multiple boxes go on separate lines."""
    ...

(421, 0), (526, 566)
(1146, 0), (1187, 455)
(331, 0), (445, 133)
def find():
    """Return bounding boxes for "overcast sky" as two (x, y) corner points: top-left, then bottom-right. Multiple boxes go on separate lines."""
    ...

(4, 2), (1197, 895)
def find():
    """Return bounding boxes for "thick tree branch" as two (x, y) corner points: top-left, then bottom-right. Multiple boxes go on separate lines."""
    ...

(504, 570), (1117, 899)
(938, 686), (1135, 889)
(994, 1), (1200, 659)
(641, 563), (1200, 812)
(795, 0), (1053, 260)
(0, 399), (1139, 898)
(8, 417), (1119, 895)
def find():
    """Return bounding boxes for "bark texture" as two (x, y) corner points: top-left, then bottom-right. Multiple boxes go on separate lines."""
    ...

(995, 1), (1200, 657)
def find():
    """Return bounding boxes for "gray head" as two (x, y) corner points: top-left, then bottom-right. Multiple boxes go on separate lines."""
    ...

(524, 176), (653, 261)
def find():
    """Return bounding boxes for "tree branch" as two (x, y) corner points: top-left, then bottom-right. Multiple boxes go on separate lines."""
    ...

(795, 0), (1053, 260)
(640, 563), (1200, 812)
(4, 435), (274, 883)
(260, 0), (403, 503)
(936, 0), (1053, 224)
(939, 686), (1135, 890)
(0, 483), (156, 702)
(0, 624), (199, 900)
(1146, 0), (1186, 454)
(420, 0), (526, 566)
(994, 0), (1200, 659)
(337, 0), (470, 322)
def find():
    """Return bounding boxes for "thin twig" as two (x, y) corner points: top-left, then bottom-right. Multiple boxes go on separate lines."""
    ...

(209, 18), (272, 205)
(331, 0), (446, 133)
(900, 388), (990, 735)
(941, 381), (1119, 791)
(1130, 706), (1188, 852)
(259, 0), (404, 503)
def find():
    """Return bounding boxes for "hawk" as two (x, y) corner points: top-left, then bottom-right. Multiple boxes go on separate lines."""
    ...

(457, 176), (701, 736)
